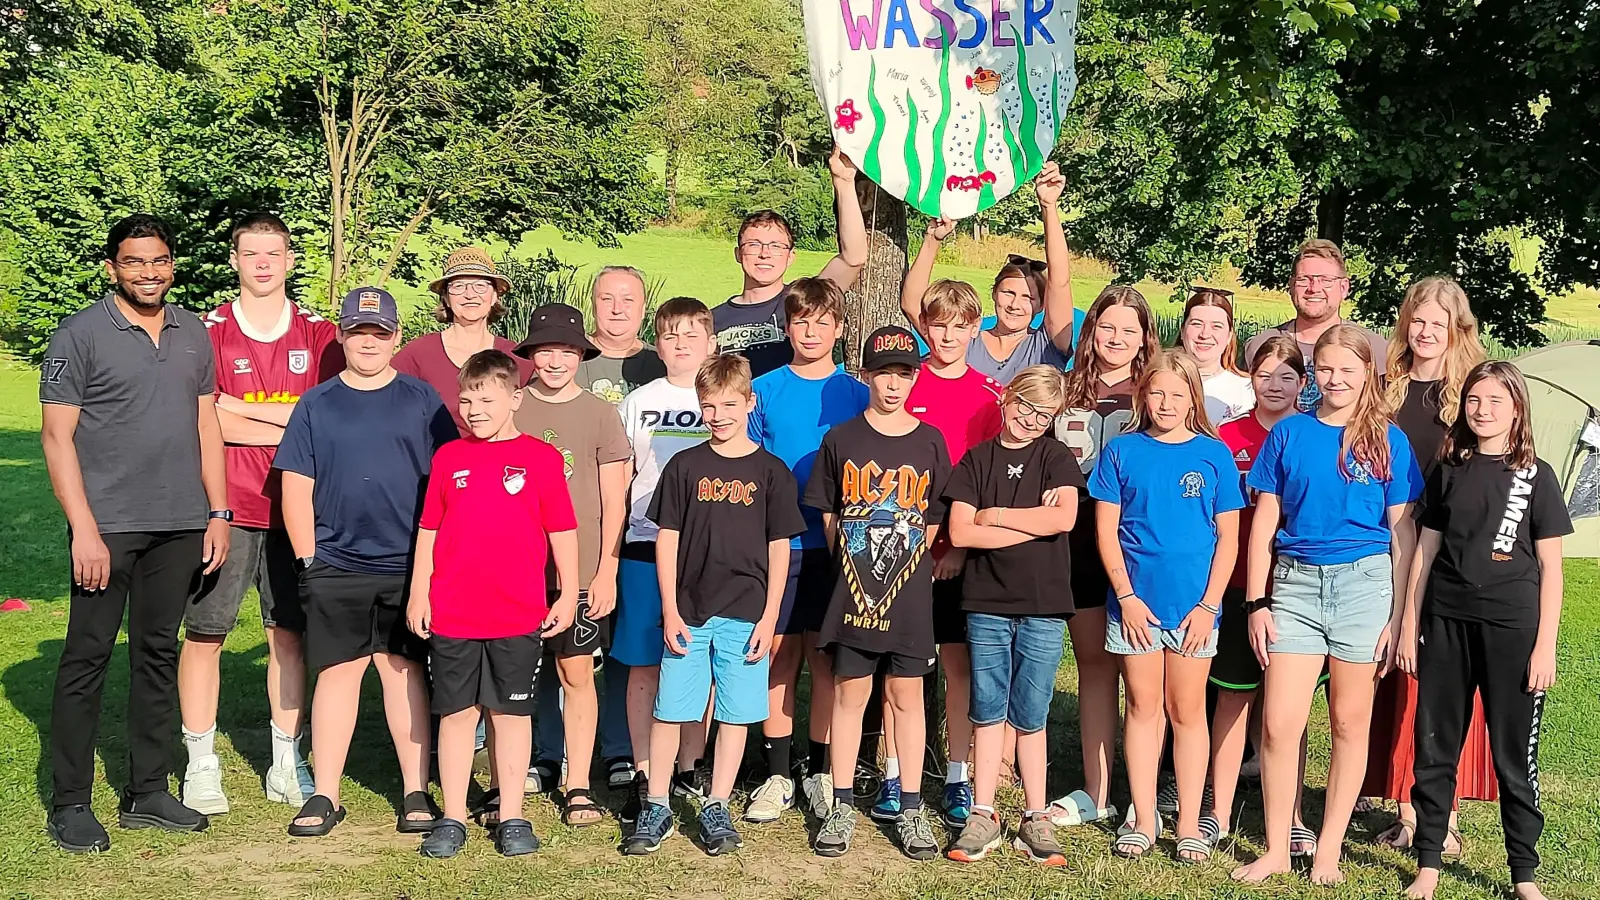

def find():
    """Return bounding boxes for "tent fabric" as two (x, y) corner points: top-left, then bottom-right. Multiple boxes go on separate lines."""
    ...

(1516, 340), (1600, 557)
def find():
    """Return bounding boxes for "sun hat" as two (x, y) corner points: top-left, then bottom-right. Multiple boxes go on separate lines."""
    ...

(428, 246), (511, 296)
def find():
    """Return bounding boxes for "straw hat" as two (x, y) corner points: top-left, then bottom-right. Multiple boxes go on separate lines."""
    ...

(428, 246), (512, 295)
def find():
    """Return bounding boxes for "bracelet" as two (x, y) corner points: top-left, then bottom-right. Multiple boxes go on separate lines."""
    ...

(1243, 597), (1273, 615)
(1115, 591), (1135, 601)
(995, 508), (1003, 528)
(1198, 601), (1221, 615)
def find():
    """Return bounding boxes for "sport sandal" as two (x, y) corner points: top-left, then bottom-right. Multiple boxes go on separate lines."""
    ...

(563, 788), (604, 827)
(397, 790), (441, 834)
(287, 794), (346, 837)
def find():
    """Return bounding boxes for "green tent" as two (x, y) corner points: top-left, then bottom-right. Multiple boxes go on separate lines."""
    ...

(1516, 340), (1600, 557)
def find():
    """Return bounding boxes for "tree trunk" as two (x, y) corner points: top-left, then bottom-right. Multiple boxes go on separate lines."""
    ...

(1317, 185), (1348, 247)
(664, 137), (681, 222)
(843, 176), (908, 375)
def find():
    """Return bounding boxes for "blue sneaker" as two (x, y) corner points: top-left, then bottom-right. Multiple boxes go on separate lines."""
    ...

(870, 776), (902, 822)
(697, 802), (743, 855)
(620, 802), (674, 855)
(942, 780), (973, 827)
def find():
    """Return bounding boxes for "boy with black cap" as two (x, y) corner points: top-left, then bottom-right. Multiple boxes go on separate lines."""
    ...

(274, 287), (458, 838)
(407, 348), (581, 858)
(511, 303), (633, 826)
(802, 325), (952, 860)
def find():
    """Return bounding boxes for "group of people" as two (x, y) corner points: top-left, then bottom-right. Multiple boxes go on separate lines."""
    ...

(37, 156), (1568, 900)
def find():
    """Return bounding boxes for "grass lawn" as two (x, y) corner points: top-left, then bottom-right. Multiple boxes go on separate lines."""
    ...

(1, 356), (1598, 900)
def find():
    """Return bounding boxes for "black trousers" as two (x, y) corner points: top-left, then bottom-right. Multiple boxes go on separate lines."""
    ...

(51, 530), (204, 807)
(1412, 614), (1545, 883)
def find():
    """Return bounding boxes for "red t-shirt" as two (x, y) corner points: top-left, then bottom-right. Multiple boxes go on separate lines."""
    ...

(393, 331), (534, 436)
(419, 434), (578, 639)
(906, 363), (1002, 559)
(203, 300), (341, 529)
(1219, 412), (1273, 591)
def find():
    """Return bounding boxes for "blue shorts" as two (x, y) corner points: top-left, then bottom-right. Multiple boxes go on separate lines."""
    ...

(777, 548), (833, 635)
(655, 616), (769, 725)
(1267, 553), (1394, 664)
(614, 556), (664, 667)
(1104, 615), (1219, 658)
(966, 613), (1066, 733)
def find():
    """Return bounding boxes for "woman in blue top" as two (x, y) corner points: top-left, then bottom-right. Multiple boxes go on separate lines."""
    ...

(1089, 350), (1244, 862)
(1233, 324), (1422, 887)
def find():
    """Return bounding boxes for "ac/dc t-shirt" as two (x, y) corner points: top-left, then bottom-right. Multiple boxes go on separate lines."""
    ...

(749, 364), (871, 549)
(1219, 412), (1276, 591)
(618, 377), (711, 543)
(576, 348), (667, 404)
(1417, 453), (1572, 628)
(648, 443), (806, 625)
(714, 292), (791, 377)
(203, 299), (342, 529)
(804, 417), (952, 658)
(1053, 376), (1136, 606)
(942, 436), (1085, 617)
(1247, 413), (1423, 565)
(1089, 432), (1246, 628)
(419, 434), (578, 639)
(1395, 378), (1447, 477)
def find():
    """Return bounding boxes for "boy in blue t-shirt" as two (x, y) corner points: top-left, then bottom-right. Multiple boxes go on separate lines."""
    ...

(273, 287), (458, 838)
(745, 278), (870, 823)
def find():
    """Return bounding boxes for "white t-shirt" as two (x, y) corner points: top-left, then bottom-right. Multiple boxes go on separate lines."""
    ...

(1202, 369), (1255, 426)
(617, 377), (710, 543)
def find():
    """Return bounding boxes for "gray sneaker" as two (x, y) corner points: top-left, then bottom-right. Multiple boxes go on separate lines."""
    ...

(1014, 814), (1067, 866)
(801, 772), (834, 820)
(946, 809), (1003, 862)
(895, 806), (940, 860)
(814, 801), (856, 857)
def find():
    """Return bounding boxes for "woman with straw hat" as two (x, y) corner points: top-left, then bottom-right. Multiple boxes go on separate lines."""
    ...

(394, 247), (533, 435)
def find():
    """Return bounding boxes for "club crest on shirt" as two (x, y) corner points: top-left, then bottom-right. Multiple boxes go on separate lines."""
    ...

(837, 459), (931, 632)
(504, 466), (526, 495)
(287, 349), (309, 375)
(1180, 471), (1206, 498)
(1007, 463), (1024, 479)
(1347, 460), (1373, 485)
(233, 357), (252, 375)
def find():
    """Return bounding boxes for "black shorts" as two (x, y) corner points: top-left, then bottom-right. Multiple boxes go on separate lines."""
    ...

(932, 573), (967, 644)
(185, 527), (304, 635)
(1068, 521), (1108, 610)
(299, 561), (427, 670)
(830, 644), (938, 679)
(1209, 587), (1262, 691)
(543, 591), (612, 658)
(429, 633), (544, 716)
(780, 548), (833, 635)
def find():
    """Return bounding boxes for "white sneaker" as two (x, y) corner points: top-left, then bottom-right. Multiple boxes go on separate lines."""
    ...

(265, 757), (315, 805)
(182, 754), (229, 815)
(745, 774), (794, 823)
(800, 772), (834, 820)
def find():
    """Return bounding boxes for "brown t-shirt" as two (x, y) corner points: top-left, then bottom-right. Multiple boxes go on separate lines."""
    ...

(393, 331), (533, 435)
(1242, 320), (1387, 412)
(513, 389), (631, 588)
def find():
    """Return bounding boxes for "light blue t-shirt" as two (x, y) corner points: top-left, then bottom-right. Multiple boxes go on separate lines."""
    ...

(1246, 414), (1423, 565)
(1088, 431), (1246, 628)
(749, 364), (870, 549)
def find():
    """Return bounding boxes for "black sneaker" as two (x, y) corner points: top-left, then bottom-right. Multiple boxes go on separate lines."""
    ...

(671, 763), (707, 800)
(48, 804), (110, 853)
(620, 772), (648, 824)
(118, 790), (209, 832)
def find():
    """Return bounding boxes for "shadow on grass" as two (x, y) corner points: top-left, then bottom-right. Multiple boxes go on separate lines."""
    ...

(0, 428), (67, 603)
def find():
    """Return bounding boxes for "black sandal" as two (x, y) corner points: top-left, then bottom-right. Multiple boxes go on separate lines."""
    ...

(287, 794), (346, 837)
(397, 790), (442, 834)
(472, 787), (502, 829)
(563, 788), (603, 827)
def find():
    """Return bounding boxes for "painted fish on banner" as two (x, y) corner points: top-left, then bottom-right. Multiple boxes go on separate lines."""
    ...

(803, 0), (1079, 218)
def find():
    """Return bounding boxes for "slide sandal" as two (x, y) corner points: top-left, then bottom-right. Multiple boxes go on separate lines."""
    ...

(1175, 836), (1212, 864)
(397, 790), (442, 834)
(287, 795), (346, 837)
(1113, 829), (1156, 859)
(1048, 789), (1116, 827)
(1290, 824), (1318, 858)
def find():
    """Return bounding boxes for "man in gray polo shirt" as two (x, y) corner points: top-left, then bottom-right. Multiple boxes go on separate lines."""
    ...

(39, 214), (232, 852)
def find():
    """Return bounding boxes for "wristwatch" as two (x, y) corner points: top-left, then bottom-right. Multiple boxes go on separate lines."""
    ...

(1243, 596), (1274, 616)
(208, 509), (234, 522)
(295, 556), (316, 573)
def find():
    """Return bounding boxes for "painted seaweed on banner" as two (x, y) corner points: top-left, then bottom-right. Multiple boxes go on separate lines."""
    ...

(803, 0), (1079, 218)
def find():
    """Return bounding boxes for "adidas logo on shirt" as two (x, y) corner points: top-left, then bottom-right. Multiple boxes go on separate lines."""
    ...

(1235, 448), (1251, 461)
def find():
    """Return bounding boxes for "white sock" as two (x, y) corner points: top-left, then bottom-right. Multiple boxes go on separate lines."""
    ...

(183, 725), (215, 763)
(270, 722), (301, 766)
(884, 757), (900, 780)
(947, 761), (968, 784)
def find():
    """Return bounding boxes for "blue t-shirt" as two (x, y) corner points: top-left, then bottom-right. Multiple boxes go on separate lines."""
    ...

(749, 364), (870, 549)
(1088, 432), (1246, 628)
(273, 373), (458, 575)
(1246, 414), (1423, 566)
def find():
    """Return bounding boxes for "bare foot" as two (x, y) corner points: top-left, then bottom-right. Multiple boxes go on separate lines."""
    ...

(1309, 845), (1345, 886)
(1404, 867), (1440, 899)
(1233, 855), (1293, 883)
(1512, 882), (1548, 900)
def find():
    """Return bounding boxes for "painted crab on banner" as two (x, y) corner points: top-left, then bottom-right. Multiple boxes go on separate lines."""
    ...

(804, 0), (1079, 219)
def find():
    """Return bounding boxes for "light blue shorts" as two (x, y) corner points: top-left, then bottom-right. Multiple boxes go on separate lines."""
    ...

(1104, 614), (1219, 658)
(613, 557), (665, 667)
(1267, 553), (1394, 663)
(655, 616), (769, 725)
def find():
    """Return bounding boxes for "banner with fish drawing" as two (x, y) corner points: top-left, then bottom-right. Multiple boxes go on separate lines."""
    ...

(802, 0), (1079, 219)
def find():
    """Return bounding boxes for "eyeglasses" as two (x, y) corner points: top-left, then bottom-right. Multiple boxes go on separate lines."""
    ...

(447, 279), (495, 296)
(1011, 397), (1056, 427)
(1292, 274), (1347, 288)
(114, 256), (174, 271)
(739, 240), (793, 256)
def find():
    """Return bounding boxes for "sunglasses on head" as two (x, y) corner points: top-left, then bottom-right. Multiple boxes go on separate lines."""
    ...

(1188, 284), (1236, 299)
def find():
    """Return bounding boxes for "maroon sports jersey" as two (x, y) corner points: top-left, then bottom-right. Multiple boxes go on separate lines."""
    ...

(204, 300), (341, 528)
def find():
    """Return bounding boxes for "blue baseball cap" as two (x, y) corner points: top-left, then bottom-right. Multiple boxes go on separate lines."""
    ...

(339, 286), (400, 333)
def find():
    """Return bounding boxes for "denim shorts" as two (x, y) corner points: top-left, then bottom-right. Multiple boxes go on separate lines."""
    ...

(1267, 553), (1394, 663)
(1104, 614), (1219, 658)
(654, 616), (769, 725)
(967, 613), (1066, 733)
